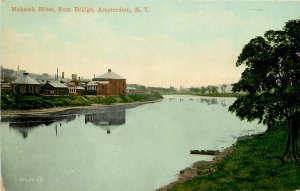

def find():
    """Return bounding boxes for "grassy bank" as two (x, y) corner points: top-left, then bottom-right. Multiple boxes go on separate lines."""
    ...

(169, 122), (300, 191)
(0, 93), (163, 110)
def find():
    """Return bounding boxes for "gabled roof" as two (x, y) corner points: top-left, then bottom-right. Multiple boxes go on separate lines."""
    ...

(11, 74), (41, 85)
(93, 69), (125, 80)
(47, 82), (68, 88)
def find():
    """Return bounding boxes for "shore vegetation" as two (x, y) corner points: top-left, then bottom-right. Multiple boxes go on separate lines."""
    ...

(0, 92), (163, 110)
(168, 122), (300, 191)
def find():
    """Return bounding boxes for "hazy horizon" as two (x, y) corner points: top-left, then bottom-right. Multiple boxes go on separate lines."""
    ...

(1, 0), (300, 88)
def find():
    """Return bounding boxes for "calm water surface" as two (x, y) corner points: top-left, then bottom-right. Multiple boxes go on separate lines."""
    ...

(0, 95), (266, 191)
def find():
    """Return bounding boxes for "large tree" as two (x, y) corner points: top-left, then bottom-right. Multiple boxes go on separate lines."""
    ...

(229, 19), (300, 162)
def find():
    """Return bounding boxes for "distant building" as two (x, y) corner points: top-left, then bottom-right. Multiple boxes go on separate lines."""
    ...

(92, 69), (126, 95)
(42, 82), (68, 95)
(96, 81), (110, 95)
(71, 74), (77, 81)
(126, 86), (147, 94)
(67, 82), (76, 94)
(11, 73), (41, 94)
(126, 86), (137, 94)
(85, 81), (99, 95)
(1, 83), (12, 92)
(76, 86), (85, 95)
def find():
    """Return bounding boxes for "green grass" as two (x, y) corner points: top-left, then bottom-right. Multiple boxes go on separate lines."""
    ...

(169, 122), (300, 191)
(0, 93), (163, 110)
(127, 93), (163, 101)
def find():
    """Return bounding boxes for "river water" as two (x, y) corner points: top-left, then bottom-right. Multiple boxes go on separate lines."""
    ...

(0, 95), (266, 191)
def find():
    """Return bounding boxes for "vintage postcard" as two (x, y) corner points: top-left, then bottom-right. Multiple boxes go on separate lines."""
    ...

(1, 1), (300, 191)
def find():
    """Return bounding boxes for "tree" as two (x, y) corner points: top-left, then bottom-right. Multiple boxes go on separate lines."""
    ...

(200, 87), (206, 94)
(206, 85), (218, 94)
(189, 87), (201, 93)
(221, 84), (227, 93)
(229, 19), (300, 162)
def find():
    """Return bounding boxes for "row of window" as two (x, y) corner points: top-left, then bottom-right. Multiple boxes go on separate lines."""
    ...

(15, 86), (40, 93)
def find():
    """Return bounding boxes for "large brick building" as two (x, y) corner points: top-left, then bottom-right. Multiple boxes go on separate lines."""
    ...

(92, 69), (126, 95)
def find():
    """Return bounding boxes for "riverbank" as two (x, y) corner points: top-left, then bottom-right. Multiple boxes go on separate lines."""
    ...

(0, 99), (161, 117)
(0, 93), (163, 115)
(158, 122), (300, 191)
(157, 146), (235, 191)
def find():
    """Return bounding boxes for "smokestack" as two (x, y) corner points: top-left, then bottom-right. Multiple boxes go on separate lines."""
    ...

(94, 74), (95, 78)
(108, 69), (111, 73)
(56, 68), (58, 81)
(62, 72), (64, 79)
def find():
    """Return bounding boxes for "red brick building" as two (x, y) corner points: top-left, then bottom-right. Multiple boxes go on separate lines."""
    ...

(92, 69), (126, 95)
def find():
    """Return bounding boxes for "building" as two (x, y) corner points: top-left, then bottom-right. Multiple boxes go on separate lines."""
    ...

(76, 86), (85, 95)
(92, 69), (126, 95)
(1, 83), (12, 92)
(67, 82), (77, 94)
(96, 81), (110, 95)
(126, 86), (146, 94)
(71, 74), (77, 81)
(11, 73), (41, 94)
(42, 82), (68, 95)
(85, 81), (99, 95)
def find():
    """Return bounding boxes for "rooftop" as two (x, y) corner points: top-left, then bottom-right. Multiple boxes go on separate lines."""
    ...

(11, 73), (41, 85)
(76, 86), (85, 90)
(86, 81), (110, 86)
(47, 82), (68, 88)
(93, 69), (125, 80)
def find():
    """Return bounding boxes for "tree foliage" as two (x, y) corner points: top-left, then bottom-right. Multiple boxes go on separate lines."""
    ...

(229, 19), (300, 162)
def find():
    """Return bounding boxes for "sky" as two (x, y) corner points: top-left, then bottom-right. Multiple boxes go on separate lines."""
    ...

(1, 0), (300, 88)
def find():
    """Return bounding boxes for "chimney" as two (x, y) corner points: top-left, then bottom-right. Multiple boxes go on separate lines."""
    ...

(56, 68), (58, 81)
(94, 74), (95, 78)
(108, 69), (111, 73)
(62, 72), (64, 79)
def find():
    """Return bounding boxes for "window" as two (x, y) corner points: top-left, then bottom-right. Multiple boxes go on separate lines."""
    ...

(21, 86), (26, 93)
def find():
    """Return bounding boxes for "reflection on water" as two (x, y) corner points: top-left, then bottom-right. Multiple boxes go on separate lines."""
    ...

(85, 109), (126, 134)
(168, 96), (229, 107)
(3, 109), (127, 137)
(200, 98), (218, 105)
(0, 96), (266, 191)
(2, 115), (76, 139)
